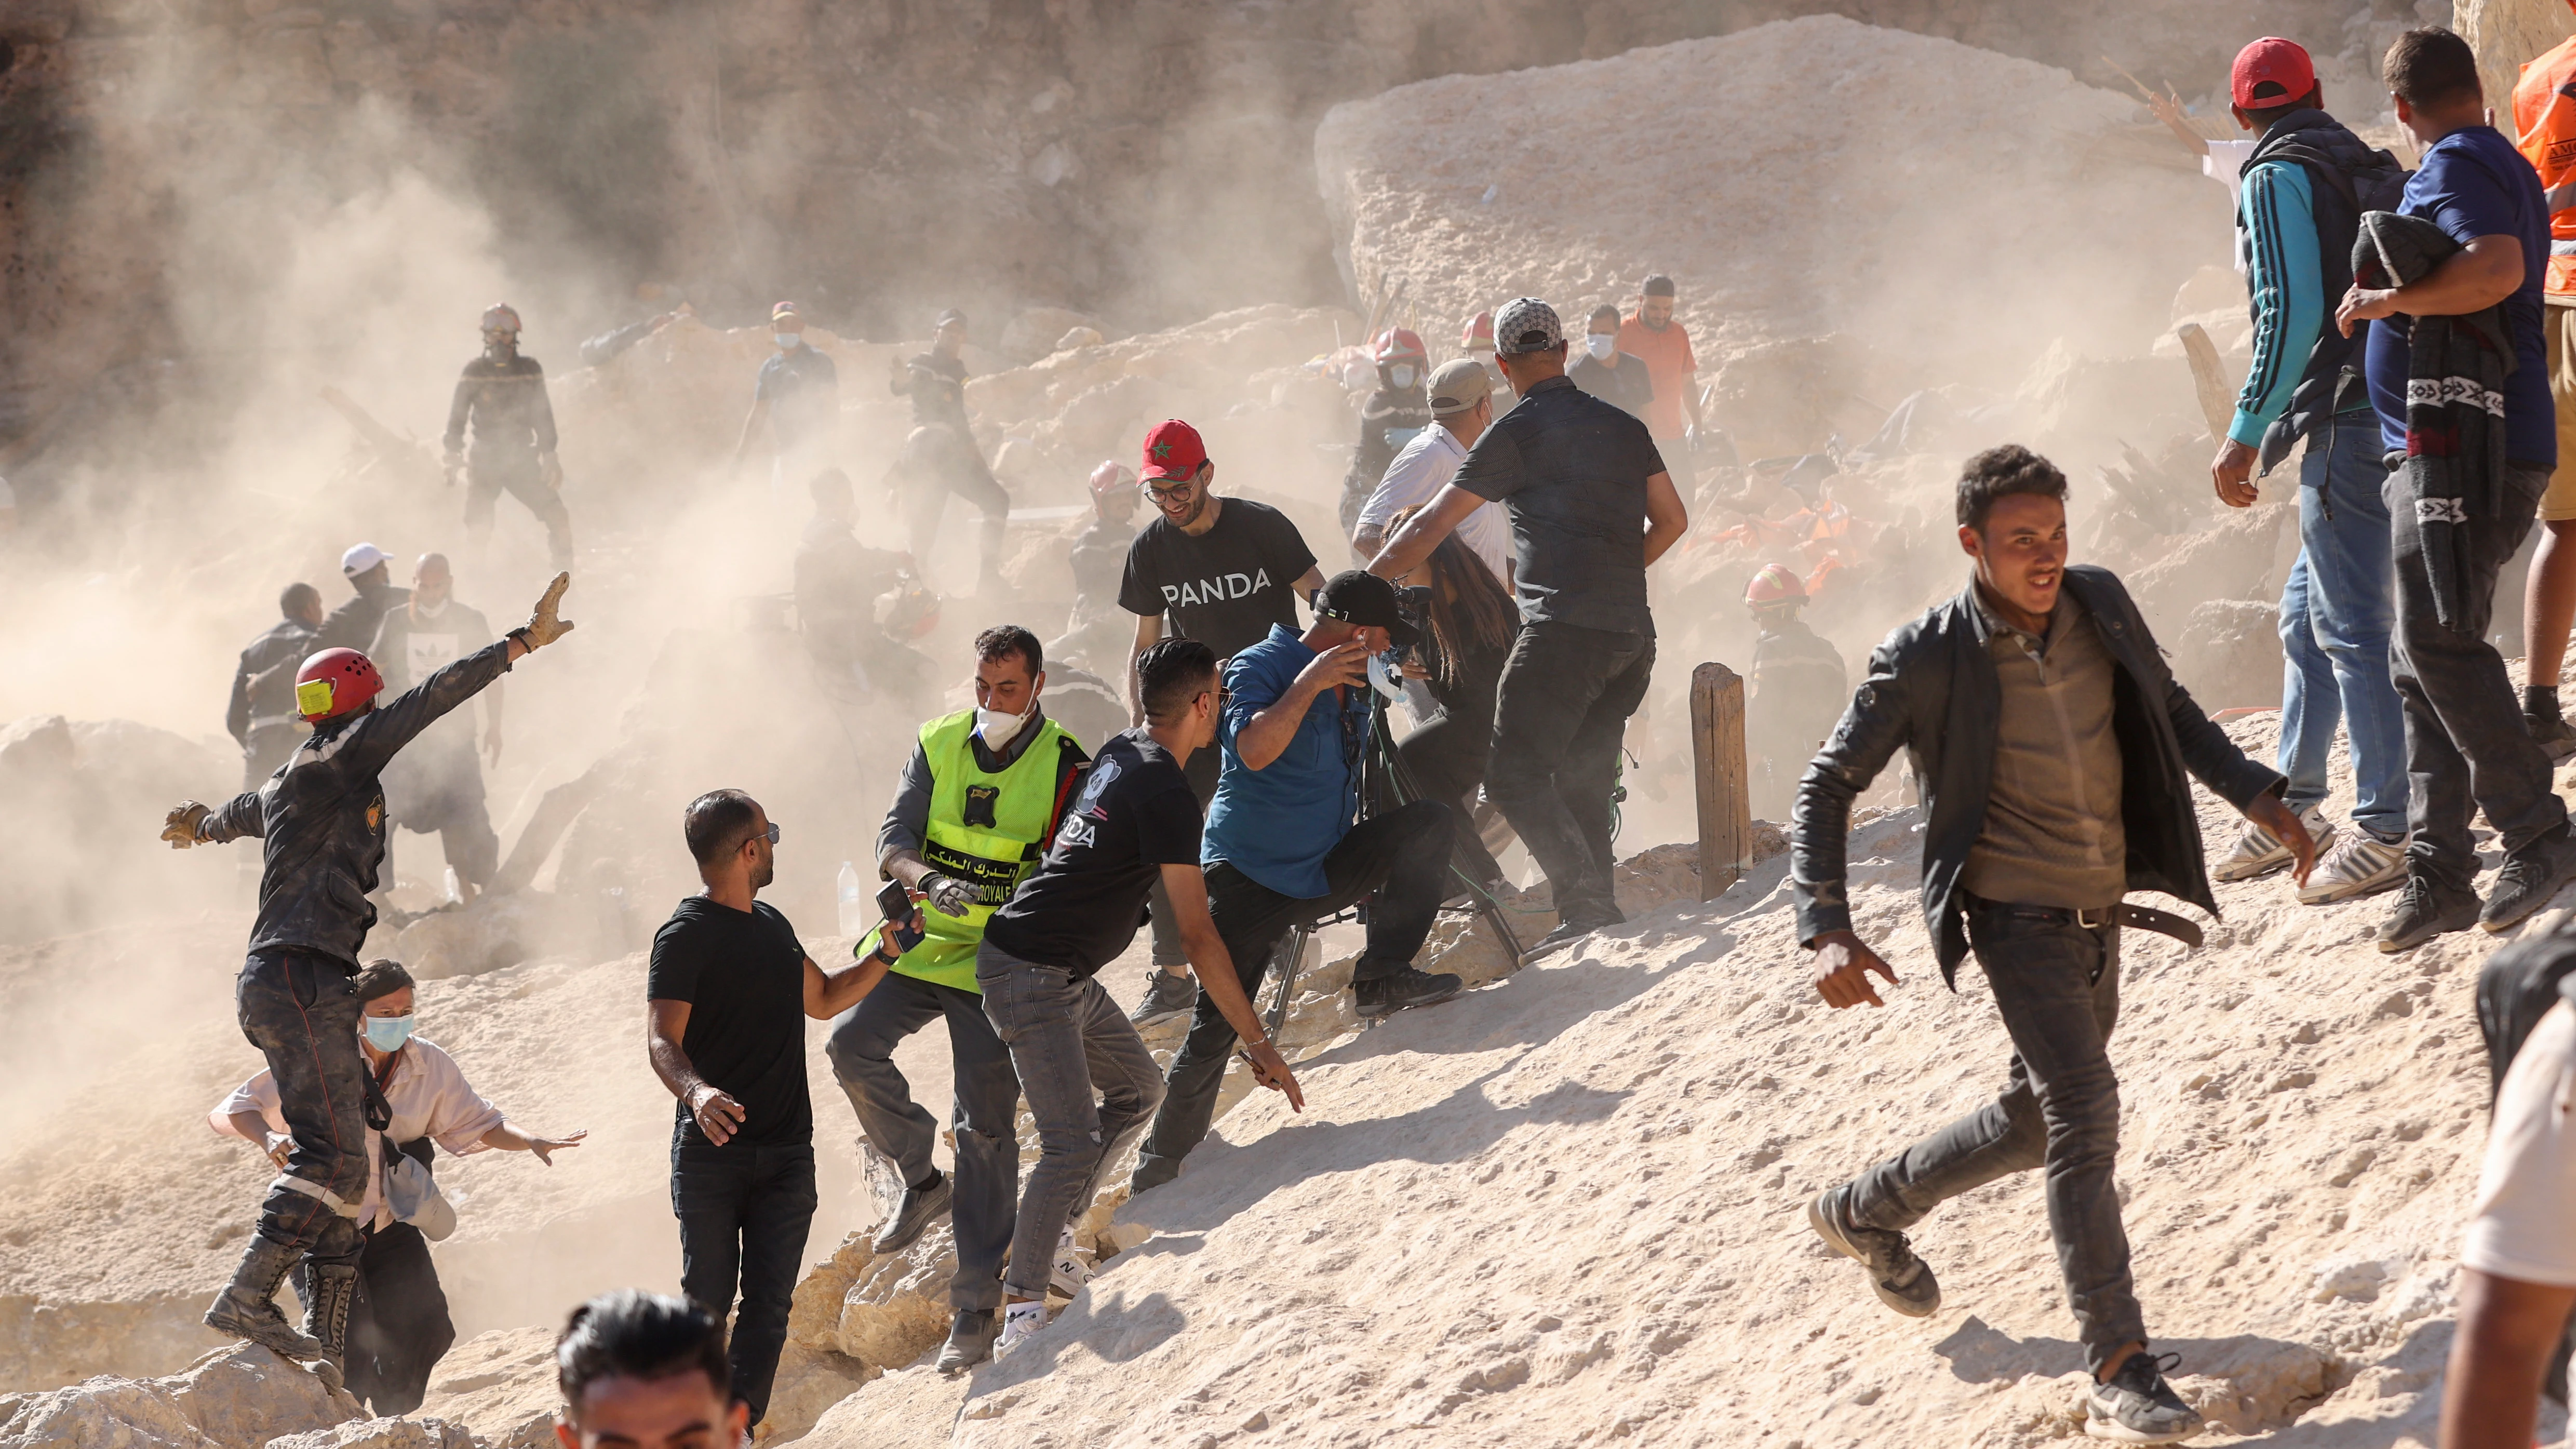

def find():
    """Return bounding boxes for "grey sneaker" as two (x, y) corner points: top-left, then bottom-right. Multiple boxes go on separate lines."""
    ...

(2377, 873), (2481, 953)
(1129, 969), (1198, 1026)
(2297, 828), (2407, 905)
(2085, 1351), (2204, 1443)
(869, 1172), (952, 1256)
(935, 1309), (997, 1373)
(1353, 966), (1464, 1018)
(1806, 1186), (1940, 1318)
(2212, 802), (2332, 883)
(2481, 824), (2576, 933)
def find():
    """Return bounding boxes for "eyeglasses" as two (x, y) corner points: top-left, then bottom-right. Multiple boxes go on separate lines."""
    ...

(1146, 479), (1198, 501)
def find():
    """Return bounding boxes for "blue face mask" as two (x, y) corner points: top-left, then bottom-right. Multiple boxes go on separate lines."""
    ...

(363, 1015), (414, 1052)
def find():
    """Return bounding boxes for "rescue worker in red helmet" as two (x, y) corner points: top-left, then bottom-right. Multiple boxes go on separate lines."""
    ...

(1051, 460), (1142, 673)
(444, 303), (572, 569)
(1744, 563), (1848, 821)
(156, 574), (579, 1377)
(1338, 328), (1433, 547)
(1460, 311), (1503, 393)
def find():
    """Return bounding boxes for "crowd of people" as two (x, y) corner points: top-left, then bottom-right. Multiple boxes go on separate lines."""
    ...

(151, 27), (2576, 1444)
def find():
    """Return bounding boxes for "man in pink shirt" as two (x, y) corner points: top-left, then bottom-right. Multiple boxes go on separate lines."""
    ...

(1616, 275), (1704, 488)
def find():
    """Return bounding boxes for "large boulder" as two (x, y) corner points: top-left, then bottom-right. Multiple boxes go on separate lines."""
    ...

(0, 1345), (360, 1449)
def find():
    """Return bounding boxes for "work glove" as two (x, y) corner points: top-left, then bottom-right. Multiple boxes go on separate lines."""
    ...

(920, 874), (976, 918)
(539, 452), (563, 489)
(162, 801), (209, 849)
(511, 573), (576, 651)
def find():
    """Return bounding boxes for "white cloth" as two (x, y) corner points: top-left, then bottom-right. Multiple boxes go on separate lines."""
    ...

(2462, 1001), (2576, 1287)
(210, 1036), (505, 1231)
(2207, 138), (2259, 277)
(1356, 421), (1512, 584)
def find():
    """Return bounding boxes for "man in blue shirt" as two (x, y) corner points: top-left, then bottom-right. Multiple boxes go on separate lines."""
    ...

(731, 302), (841, 494)
(2338, 26), (2576, 950)
(1129, 571), (1464, 1191)
(2206, 37), (2413, 906)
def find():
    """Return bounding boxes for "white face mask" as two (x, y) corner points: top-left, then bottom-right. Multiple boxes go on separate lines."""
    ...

(1388, 365), (1416, 390)
(975, 703), (1033, 749)
(775, 332), (800, 349)
(1585, 333), (1616, 360)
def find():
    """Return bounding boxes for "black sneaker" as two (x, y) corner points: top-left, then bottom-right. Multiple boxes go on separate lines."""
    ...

(1805, 1186), (1941, 1318)
(868, 1172), (952, 1256)
(2084, 1351), (2204, 1443)
(1129, 969), (1198, 1026)
(935, 1308), (998, 1373)
(2376, 873), (2481, 953)
(2528, 710), (2576, 764)
(1353, 967), (1464, 1018)
(1530, 908), (1624, 956)
(2481, 825), (2576, 933)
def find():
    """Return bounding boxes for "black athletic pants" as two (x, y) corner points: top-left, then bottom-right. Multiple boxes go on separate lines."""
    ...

(672, 1140), (816, 1427)
(1486, 621), (1654, 923)
(339, 1219), (454, 1415)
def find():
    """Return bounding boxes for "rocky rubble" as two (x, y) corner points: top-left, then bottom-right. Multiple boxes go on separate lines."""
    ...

(0, 1345), (361, 1449)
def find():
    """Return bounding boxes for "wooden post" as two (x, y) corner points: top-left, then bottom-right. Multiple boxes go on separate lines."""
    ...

(1692, 662), (1751, 899)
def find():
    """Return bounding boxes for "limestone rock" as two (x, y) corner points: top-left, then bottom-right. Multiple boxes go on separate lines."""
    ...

(2458, 0), (2576, 136)
(997, 308), (1099, 364)
(412, 1329), (557, 1449)
(262, 1417), (477, 1449)
(787, 1227), (953, 1375)
(0, 1344), (361, 1449)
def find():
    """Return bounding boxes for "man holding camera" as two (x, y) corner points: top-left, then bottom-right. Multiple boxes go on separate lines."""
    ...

(1129, 570), (1465, 1192)
(823, 624), (1089, 1372)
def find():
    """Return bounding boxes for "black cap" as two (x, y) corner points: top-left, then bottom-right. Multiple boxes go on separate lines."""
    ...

(935, 308), (968, 329)
(1642, 274), (1676, 298)
(1313, 570), (1419, 647)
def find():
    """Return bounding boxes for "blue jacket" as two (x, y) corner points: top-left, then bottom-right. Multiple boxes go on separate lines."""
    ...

(1201, 626), (1365, 899)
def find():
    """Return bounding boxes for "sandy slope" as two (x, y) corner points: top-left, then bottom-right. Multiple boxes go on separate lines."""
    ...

(782, 715), (2570, 1447)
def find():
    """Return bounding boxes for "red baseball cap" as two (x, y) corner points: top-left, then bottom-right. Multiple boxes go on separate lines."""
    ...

(2231, 37), (2314, 109)
(1139, 419), (1208, 481)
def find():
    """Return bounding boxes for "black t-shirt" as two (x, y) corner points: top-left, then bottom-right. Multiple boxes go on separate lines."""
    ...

(647, 897), (812, 1150)
(1454, 374), (1667, 637)
(1118, 497), (1317, 660)
(1568, 351), (1654, 424)
(984, 730), (1205, 977)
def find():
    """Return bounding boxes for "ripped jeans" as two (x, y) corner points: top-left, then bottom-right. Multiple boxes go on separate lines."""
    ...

(976, 941), (1165, 1301)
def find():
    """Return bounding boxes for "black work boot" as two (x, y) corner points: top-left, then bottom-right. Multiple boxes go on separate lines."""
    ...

(2376, 871), (2481, 953)
(1353, 965), (1465, 1018)
(302, 1262), (359, 1371)
(204, 1234), (326, 1361)
(1806, 1185), (1941, 1318)
(2481, 823), (2576, 933)
(869, 1170), (953, 1256)
(935, 1308), (999, 1373)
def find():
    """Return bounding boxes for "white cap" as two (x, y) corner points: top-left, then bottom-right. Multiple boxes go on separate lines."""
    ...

(341, 542), (389, 575)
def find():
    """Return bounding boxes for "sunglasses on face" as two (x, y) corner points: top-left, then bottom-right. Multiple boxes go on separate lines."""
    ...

(759, 823), (781, 846)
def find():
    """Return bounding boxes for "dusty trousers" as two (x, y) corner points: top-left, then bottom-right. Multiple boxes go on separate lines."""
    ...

(1486, 620), (1654, 922)
(236, 949), (371, 1267)
(1842, 903), (2142, 1375)
(464, 452), (572, 569)
(823, 971), (1021, 1313)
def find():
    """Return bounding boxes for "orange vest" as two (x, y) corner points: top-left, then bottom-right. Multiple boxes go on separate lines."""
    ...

(2514, 35), (2576, 298)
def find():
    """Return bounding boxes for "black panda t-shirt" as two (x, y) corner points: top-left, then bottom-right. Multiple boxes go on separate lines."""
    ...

(1117, 498), (1316, 661)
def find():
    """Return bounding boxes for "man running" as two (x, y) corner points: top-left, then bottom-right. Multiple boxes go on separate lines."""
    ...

(443, 303), (571, 569)
(1793, 446), (2309, 1443)
(824, 625), (1088, 1373)
(159, 574), (578, 1373)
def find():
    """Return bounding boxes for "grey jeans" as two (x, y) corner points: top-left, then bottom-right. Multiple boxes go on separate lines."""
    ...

(2389, 462), (2568, 889)
(823, 970), (1020, 1311)
(976, 941), (1166, 1300)
(1845, 902), (2142, 1375)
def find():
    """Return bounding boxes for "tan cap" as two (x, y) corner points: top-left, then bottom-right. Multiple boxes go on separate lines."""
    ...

(1427, 357), (1492, 415)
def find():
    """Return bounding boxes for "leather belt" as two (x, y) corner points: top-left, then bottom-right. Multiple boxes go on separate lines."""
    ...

(1964, 894), (2206, 950)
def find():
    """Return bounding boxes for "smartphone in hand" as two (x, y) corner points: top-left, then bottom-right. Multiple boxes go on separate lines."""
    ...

(877, 880), (926, 954)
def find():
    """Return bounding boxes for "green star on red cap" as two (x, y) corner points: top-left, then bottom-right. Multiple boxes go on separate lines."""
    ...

(1152, 441), (1174, 458)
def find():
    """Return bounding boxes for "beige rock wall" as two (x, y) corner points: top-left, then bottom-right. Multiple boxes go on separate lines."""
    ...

(2457, 0), (2576, 122)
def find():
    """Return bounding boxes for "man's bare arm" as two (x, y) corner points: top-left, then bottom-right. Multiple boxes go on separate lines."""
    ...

(730, 398), (772, 471)
(1643, 470), (1689, 566)
(1125, 612), (1165, 725)
(647, 999), (746, 1146)
(2438, 1268), (2576, 1449)
(803, 950), (888, 1019)
(1162, 863), (1301, 1109)
(2337, 234), (2527, 334)
(1367, 485), (1483, 581)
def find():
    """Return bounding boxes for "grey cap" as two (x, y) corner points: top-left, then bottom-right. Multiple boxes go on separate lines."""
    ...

(1426, 357), (1493, 415)
(1494, 297), (1563, 356)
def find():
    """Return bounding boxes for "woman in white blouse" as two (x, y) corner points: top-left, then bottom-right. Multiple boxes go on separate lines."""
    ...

(211, 960), (583, 1413)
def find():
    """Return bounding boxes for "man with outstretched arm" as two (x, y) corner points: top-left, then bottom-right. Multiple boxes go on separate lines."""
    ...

(975, 638), (1302, 1360)
(1792, 447), (2310, 1444)
(158, 574), (579, 1377)
(646, 790), (889, 1433)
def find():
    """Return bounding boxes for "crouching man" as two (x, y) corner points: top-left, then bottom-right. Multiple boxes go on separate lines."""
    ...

(1792, 447), (2312, 1443)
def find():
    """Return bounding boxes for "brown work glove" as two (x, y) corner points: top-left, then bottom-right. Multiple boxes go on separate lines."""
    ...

(513, 573), (576, 650)
(162, 801), (209, 849)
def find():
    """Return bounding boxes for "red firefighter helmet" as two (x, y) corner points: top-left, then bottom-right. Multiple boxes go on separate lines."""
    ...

(1745, 562), (1807, 608)
(1088, 459), (1137, 500)
(480, 302), (522, 335)
(1372, 328), (1428, 366)
(294, 648), (384, 722)
(1461, 312), (1495, 350)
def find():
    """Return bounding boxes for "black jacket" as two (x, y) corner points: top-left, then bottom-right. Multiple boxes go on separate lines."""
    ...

(2244, 110), (2409, 470)
(1791, 567), (2282, 985)
(204, 639), (514, 965)
(315, 579), (409, 655)
(443, 352), (559, 460)
(226, 618), (318, 744)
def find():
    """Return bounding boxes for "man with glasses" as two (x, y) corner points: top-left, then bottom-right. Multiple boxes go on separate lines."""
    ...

(1129, 571), (1465, 1192)
(1117, 419), (1326, 1023)
(645, 790), (890, 1433)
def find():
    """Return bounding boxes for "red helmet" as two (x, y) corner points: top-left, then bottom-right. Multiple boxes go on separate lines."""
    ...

(1088, 459), (1136, 500)
(1461, 312), (1495, 350)
(1745, 562), (1807, 608)
(1372, 328), (1428, 366)
(480, 302), (522, 335)
(294, 648), (384, 722)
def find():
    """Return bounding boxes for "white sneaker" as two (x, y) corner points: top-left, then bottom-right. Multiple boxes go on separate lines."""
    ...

(996, 1300), (1047, 1357)
(2212, 803), (2332, 882)
(1048, 1228), (1091, 1298)
(2297, 829), (2409, 905)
